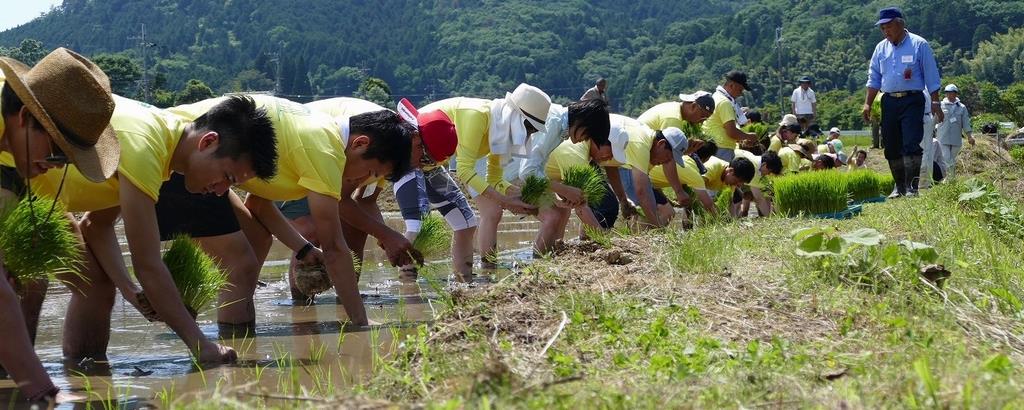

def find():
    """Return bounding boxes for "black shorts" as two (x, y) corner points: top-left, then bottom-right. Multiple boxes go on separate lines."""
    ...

(589, 181), (619, 229)
(0, 166), (26, 198)
(155, 173), (240, 241)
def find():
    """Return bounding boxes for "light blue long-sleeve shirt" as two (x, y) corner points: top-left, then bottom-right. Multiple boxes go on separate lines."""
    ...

(519, 103), (569, 179)
(866, 30), (941, 94)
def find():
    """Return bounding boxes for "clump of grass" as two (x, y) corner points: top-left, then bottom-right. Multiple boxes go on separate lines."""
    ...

(162, 235), (228, 317)
(846, 169), (885, 202)
(412, 212), (452, 258)
(773, 170), (849, 216)
(1010, 147), (1024, 165)
(520, 175), (554, 207)
(0, 196), (82, 281)
(560, 165), (607, 205)
(714, 186), (734, 215)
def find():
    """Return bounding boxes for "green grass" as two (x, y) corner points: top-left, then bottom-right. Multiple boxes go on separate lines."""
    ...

(520, 174), (554, 207)
(1010, 146), (1024, 165)
(774, 170), (849, 215)
(560, 165), (607, 205)
(162, 235), (229, 316)
(412, 212), (451, 259)
(0, 196), (82, 281)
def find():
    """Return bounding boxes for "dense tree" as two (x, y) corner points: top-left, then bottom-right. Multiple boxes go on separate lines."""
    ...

(92, 53), (141, 96)
(175, 79), (215, 105)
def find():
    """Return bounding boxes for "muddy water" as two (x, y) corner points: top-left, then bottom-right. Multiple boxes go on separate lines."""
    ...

(0, 213), (572, 407)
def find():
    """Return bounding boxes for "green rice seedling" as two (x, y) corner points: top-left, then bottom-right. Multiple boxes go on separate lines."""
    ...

(412, 212), (451, 258)
(714, 186), (734, 215)
(162, 235), (228, 317)
(846, 169), (884, 202)
(0, 196), (82, 281)
(877, 173), (895, 196)
(773, 170), (849, 216)
(520, 174), (555, 207)
(560, 165), (607, 205)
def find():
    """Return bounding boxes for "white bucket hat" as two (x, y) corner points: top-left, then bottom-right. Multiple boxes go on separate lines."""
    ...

(506, 83), (551, 131)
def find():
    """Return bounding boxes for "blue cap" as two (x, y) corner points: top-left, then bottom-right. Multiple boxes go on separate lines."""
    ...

(876, 7), (903, 26)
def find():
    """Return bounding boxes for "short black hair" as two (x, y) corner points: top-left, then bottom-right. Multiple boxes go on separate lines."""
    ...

(746, 111), (762, 123)
(856, 149), (868, 157)
(760, 151), (783, 175)
(816, 156), (837, 169)
(730, 157), (755, 183)
(695, 140), (718, 162)
(567, 99), (610, 146)
(193, 95), (278, 180)
(0, 84), (43, 130)
(350, 109), (416, 182)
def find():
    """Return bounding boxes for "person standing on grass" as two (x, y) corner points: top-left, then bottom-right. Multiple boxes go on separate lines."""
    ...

(580, 78), (610, 106)
(862, 6), (943, 198)
(791, 76), (817, 125)
(935, 84), (974, 179)
(704, 71), (758, 161)
(0, 47), (118, 405)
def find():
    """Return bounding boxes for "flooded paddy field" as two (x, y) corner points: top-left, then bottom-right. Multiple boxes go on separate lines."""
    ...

(0, 213), (567, 408)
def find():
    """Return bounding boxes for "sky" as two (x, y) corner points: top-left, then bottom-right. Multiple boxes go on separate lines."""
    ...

(0, 0), (63, 32)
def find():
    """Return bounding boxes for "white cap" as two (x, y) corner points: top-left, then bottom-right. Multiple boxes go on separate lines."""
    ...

(661, 127), (689, 167)
(779, 114), (798, 127)
(944, 84), (960, 93)
(829, 127), (840, 135)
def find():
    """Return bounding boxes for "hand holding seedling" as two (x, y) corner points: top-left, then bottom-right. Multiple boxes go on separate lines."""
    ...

(127, 290), (160, 322)
(378, 229), (420, 266)
(197, 341), (237, 366)
(297, 245), (325, 267)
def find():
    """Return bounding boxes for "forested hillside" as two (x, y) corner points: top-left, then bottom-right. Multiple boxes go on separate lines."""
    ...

(2, 0), (1023, 129)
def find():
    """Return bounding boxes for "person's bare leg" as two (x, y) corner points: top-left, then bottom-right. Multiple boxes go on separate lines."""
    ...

(194, 232), (260, 326)
(284, 216), (318, 300)
(475, 195), (503, 269)
(534, 207), (569, 255)
(451, 227), (475, 276)
(17, 277), (47, 344)
(62, 218), (116, 360)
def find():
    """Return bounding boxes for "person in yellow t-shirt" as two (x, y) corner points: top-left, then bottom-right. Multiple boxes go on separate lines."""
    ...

(702, 71), (758, 161)
(637, 91), (715, 133)
(702, 155), (756, 194)
(648, 155), (715, 216)
(733, 149), (784, 217)
(768, 116), (801, 153)
(420, 84), (552, 266)
(0, 48), (118, 405)
(163, 94), (418, 328)
(22, 95), (277, 368)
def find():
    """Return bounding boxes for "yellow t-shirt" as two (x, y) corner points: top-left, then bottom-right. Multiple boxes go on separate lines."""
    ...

(609, 114), (656, 173)
(637, 102), (685, 131)
(420, 97), (509, 196)
(169, 94), (345, 201)
(768, 135), (783, 153)
(648, 155), (706, 190)
(305, 97), (386, 119)
(543, 140), (591, 180)
(16, 95), (185, 212)
(702, 93), (739, 150)
(703, 156), (729, 192)
(733, 148), (766, 189)
(778, 147), (802, 174)
(0, 75), (9, 165)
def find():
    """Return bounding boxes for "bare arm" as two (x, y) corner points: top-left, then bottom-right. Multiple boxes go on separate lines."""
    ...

(308, 192), (368, 325)
(337, 182), (418, 266)
(750, 187), (772, 217)
(0, 264), (55, 401)
(79, 207), (155, 319)
(723, 120), (757, 144)
(120, 180), (231, 362)
(604, 166), (635, 218)
(631, 169), (664, 227)
(696, 190), (716, 215)
(863, 88), (880, 123)
(661, 163), (688, 205)
(244, 193), (309, 252)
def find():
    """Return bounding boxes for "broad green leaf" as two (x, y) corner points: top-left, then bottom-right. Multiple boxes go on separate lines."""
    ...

(958, 189), (986, 202)
(797, 232), (824, 253)
(790, 226), (828, 242)
(899, 240), (939, 263)
(881, 243), (901, 266)
(841, 228), (883, 246)
(824, 237), (843, 254)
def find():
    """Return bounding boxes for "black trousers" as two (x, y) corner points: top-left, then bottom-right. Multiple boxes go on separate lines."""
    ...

(880, 92), (926, 160)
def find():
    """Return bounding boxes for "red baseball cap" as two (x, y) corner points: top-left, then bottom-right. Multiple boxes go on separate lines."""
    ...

(398, 98), (457, 162)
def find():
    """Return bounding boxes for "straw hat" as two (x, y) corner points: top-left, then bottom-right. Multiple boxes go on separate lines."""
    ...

(0, 48), (118, 182)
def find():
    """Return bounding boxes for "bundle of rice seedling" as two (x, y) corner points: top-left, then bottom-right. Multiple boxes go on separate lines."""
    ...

(845, 170), (884, 202)
(295, 250), (363, 296)
(412, 212), (452, 258)
(520, 174), (555, 207)
(773, 170), (849, 216)
(876, 174), (895, 195)
(162, 235), (228, 317)
(0, 196), (82, 281)
(714, 186), (734, 215)
(560, 165), (607, 205)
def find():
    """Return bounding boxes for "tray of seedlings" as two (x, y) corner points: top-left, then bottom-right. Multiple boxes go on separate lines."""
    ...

(846, 169), (892, 205)
(773, 170), (860, 219)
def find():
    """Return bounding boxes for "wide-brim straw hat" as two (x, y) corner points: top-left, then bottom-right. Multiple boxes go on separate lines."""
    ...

(0, 48), (118, 182)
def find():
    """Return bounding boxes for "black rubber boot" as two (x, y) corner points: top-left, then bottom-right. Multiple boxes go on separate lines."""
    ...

(906, 155), (923, 196)
(887, 159), (906, 198)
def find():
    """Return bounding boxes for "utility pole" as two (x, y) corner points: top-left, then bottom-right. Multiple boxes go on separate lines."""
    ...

(129, 24), (153, 103)
(268, 52), (281, 95)
(775, 26), (785, 117)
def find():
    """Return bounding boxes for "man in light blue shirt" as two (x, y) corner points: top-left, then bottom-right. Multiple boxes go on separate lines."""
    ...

(861, 6), (943, 197)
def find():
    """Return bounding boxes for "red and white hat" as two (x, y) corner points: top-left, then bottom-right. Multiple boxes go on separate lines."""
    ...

(398, 98), (458, 162)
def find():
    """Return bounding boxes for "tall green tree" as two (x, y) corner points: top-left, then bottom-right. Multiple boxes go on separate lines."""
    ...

(176, 79), (215, 105)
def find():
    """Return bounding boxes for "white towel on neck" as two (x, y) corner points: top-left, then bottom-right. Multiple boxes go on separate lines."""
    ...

(488, 95), (531, 165)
